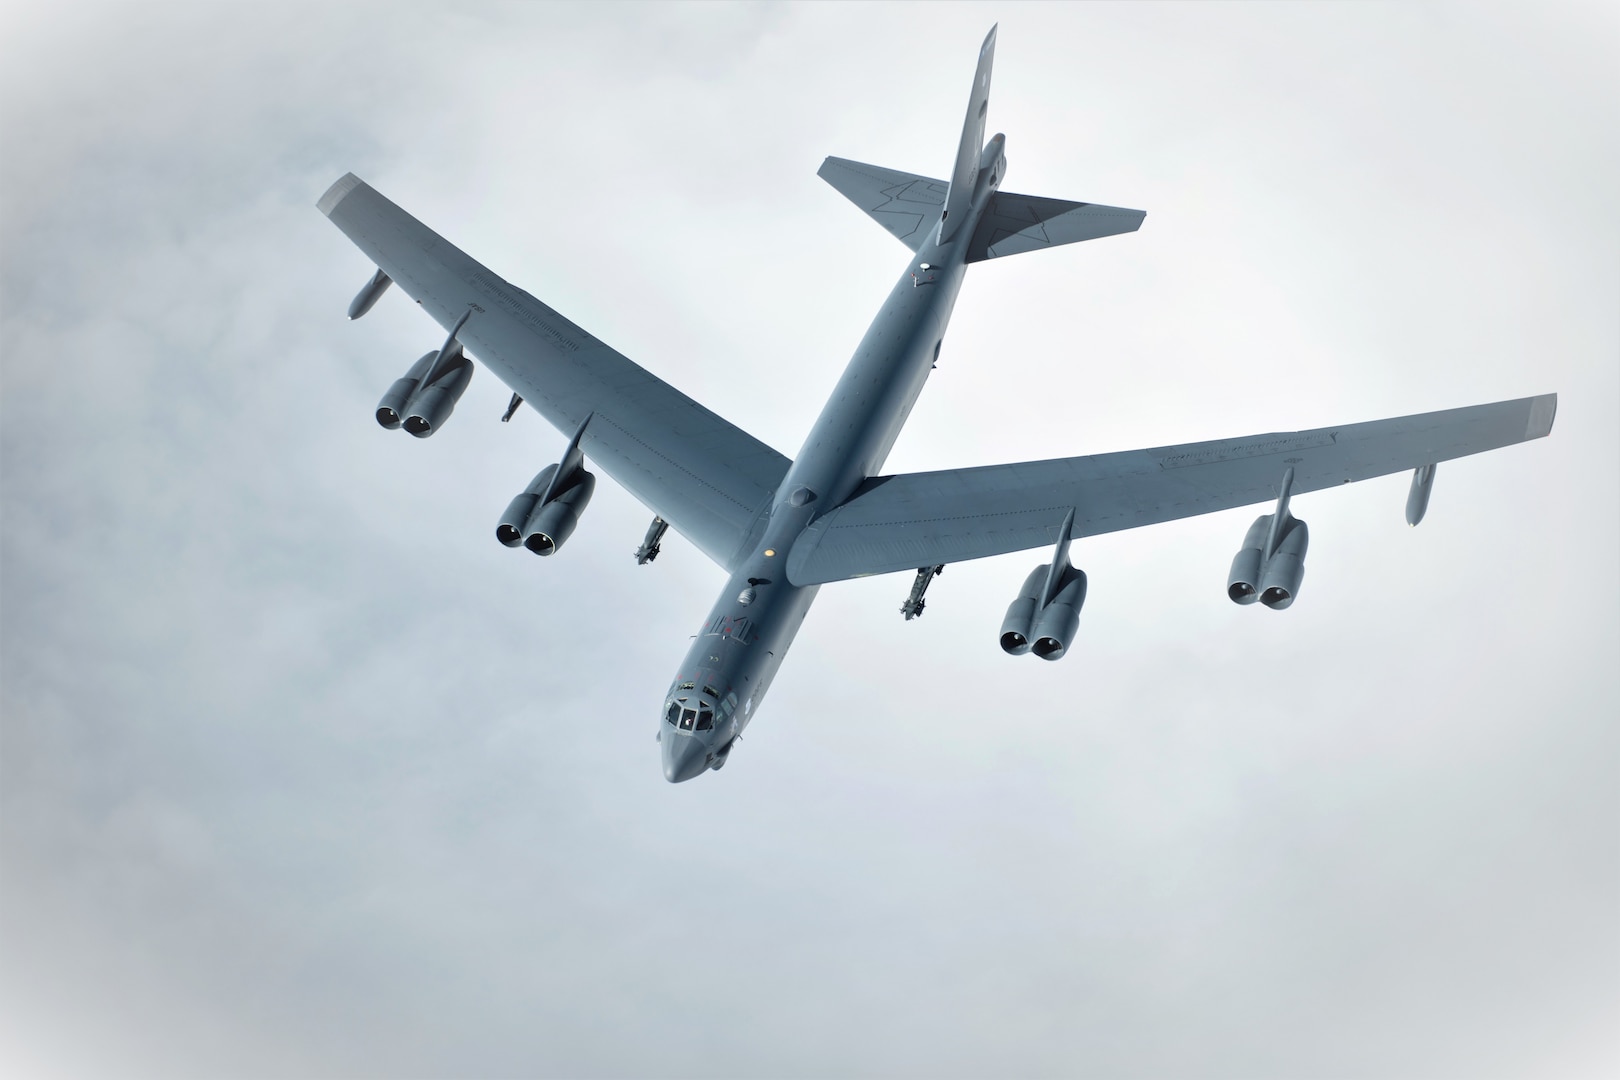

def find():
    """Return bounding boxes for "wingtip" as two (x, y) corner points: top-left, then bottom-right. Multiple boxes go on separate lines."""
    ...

(317, 172), (363, 217)
(1525, 393), (1557, 439)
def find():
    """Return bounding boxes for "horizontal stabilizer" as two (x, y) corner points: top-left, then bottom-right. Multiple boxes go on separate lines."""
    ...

(818, 157), (947, 252)
(967, 191), (1145, 263)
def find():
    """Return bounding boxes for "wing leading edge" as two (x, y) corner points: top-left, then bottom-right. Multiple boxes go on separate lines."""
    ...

(786, 394), (1557, 585)
(319, 174), (790, 571)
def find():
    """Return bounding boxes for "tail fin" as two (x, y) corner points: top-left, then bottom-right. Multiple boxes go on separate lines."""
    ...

(814, 24), (993, 253)
(820, 24), (1145, 259)
(939, 24), (998, 244)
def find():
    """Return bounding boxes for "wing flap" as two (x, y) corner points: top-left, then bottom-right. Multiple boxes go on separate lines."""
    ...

(319, 174), (789, 571)
(786, 394), (1557, 584)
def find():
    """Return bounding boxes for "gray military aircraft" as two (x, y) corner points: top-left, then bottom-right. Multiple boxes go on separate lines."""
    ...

(319, 26), (1555, 782)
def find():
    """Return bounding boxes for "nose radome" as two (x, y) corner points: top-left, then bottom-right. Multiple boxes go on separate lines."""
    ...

(662, 736), (709, 784)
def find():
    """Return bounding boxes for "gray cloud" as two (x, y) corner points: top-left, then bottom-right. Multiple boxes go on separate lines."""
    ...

(2, 2), (1616, 1077)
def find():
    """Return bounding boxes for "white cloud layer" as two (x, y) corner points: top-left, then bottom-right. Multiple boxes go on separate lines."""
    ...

(2, 2), (1616, 1077)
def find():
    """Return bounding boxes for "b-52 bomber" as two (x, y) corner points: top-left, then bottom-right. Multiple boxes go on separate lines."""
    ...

(319, 26), (1556, 782)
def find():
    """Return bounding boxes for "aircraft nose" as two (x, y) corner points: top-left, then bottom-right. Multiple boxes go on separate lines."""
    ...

(662, 735), (709, 784)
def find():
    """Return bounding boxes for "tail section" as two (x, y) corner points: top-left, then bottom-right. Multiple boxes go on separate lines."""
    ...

(819, 25), (1144, 259)
(816, 157), (946, 252)
(965, 192), (1145, 262)
(938, 24), (998, 244)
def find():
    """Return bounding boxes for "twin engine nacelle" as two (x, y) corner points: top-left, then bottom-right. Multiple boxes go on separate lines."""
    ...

(496, 463), (597, 556)
(375, 349), (474, 438)
(1000, 562), (1088, 661)
(1228, 513), (1309, 609)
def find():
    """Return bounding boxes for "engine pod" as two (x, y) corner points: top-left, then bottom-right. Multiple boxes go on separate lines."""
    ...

(522, 470), (596, 555)
(495, 465), (560, 547)
(1030, 566), (1087, 661)
(403, 354), (473, 438)
(376, 352), (437, 429)
(1227, 515), (1271, 604)
(999, 566), (1048, 655)
(1258, 518), (1308, 609)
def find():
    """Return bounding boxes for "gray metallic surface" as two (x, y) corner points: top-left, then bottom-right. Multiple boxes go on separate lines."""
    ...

(347, 267), (392, 320)
(938, 26), (997, 244)
(1227, 472), (1311, 609)
(816, 157), (947, 251)
(1030, 566), (1086, 660)
(787, 393), (1557, 585)
(1406, 463), (1437, 526)
(999, 566), (1047, 655)
(403, 354), (472, 438)
(523, 472), (595, 555)
(375, 350), (436, 429)
(1227, 516), (1270, 604)
(1259, 519), (1308, 609)
(966, 192), (1146, 262)
(318, 175), (790, 570)
(319, 24), (1558, 783)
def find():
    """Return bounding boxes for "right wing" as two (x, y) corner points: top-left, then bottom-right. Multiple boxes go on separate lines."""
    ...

(786, 394), (1557, 585)
(319, 174), (790, 571)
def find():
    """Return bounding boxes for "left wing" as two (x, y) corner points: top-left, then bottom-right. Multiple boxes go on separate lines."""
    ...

(319, 174), (790, 571)
(786, 394), (1557, 585)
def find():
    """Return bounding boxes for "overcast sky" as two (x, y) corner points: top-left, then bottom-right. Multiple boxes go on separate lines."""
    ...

(2, 3), (1617, 1077)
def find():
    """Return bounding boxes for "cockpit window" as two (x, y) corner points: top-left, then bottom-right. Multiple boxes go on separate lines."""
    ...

(696, 707), (714, 731)
(680, 709), (696, 731)
(702, 685), (719, 699)
(678, 682), (695, 691)
(664, 701), (680, 726)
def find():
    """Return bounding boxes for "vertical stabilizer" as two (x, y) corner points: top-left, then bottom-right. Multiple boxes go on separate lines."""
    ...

(938, 25), (997, 244)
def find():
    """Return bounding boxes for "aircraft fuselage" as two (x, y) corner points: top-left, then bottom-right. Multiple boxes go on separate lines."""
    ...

(660, 155), (1001, 782)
